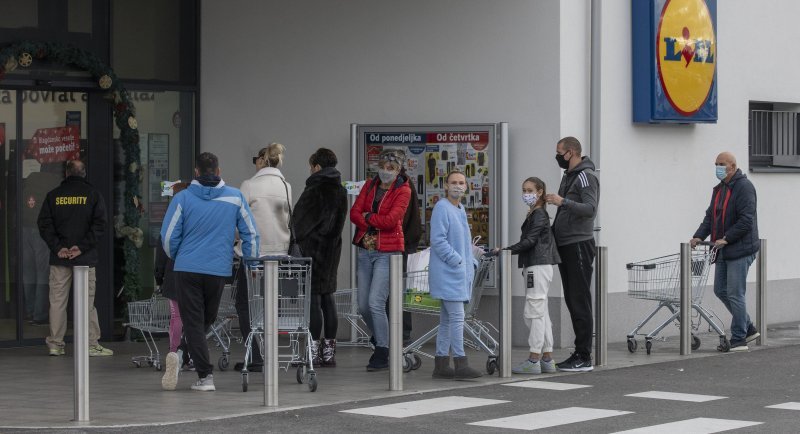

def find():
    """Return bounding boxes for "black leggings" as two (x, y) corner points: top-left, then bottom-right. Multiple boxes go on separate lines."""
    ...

(310, 293), (338, 341)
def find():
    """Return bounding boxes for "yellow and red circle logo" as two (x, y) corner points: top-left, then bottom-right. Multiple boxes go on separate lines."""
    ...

(656, 0), (716, 116)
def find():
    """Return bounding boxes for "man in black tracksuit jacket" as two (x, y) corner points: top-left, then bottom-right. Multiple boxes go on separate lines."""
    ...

(37, 160), (111, 356)
(546, 136), (599, 372)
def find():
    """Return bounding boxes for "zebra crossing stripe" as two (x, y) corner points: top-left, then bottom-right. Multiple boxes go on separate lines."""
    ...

(766, 402), (800, 410)
(625, 391), (726, 402)
(340, 396), (508, 418)
(503, 380), (592, 390)
(610, 417), (763, 433)
(468, 407), (632, 430)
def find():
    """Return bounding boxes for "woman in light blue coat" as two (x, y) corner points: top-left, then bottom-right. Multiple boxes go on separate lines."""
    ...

(429, 170), (482, 380)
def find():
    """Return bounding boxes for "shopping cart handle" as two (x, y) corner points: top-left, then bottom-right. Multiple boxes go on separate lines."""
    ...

(626, 263), (656, 270)
(695, 241), (716, 247)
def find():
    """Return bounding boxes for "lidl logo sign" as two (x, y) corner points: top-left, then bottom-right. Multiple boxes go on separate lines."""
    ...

(633, 0), (717, 123)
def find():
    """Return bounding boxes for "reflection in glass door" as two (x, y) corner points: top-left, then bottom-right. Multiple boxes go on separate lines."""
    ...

(0, 92), (16, 342)
(0, 90), (89, 344)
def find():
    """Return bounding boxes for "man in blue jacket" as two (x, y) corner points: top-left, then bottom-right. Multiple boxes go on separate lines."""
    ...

(691, 151), (759, 352)
(160, 152), (259, 391)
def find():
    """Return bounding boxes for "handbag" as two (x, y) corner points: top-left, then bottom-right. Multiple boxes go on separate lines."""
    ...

(281, 178), (303, 257)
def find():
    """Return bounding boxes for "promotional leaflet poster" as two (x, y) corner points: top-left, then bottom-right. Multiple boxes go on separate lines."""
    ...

(364, 131), (491, 247)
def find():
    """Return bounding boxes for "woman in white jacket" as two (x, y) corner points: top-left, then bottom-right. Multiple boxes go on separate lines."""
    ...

(234, 142), (292, 372)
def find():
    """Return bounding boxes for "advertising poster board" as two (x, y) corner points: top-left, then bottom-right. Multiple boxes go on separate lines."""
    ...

(354, 124), (507, 288)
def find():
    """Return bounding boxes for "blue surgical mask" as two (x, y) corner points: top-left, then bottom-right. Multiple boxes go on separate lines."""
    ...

(715, 165), (727, 181)
(522, 193), (537, 206)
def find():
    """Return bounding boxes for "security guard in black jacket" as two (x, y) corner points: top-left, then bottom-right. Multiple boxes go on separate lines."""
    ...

(37, 160), (112, 357)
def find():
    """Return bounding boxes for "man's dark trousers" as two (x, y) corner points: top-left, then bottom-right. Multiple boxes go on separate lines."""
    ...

(176, 271), (226, 378)
(557, 238), (595, 356)
(235, 265), (262, 364)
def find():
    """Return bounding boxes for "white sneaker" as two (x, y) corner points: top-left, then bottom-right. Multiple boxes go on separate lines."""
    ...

(161, 352), (180, 391)
(191, 374), (215, 391)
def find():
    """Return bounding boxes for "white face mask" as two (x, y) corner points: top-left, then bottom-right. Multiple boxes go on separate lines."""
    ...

(448, 184), (467, 200)
(522, 193), (537, 206)
(378, 169), (397, 184)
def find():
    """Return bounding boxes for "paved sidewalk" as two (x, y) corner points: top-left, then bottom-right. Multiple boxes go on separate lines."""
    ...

(1, 323), (798, 429)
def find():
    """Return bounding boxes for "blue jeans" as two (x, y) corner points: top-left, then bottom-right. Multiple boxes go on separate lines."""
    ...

(714, 253), (756, 345)
(436, 300), (466, 357)
(357, 248), (395, 348)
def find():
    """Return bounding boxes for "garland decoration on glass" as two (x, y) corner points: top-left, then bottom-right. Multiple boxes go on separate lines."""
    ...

(0, 41), (144, 301)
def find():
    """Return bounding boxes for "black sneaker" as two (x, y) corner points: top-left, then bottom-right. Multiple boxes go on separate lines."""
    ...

(557, 353), (594, 372)
(745, 325), (760, 343)
(555, 353), (580, 370)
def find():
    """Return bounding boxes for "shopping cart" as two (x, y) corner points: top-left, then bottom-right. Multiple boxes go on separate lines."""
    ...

(125, 295), (171, 370)
(205, 280), (239, 370)
(334, 288), (373, 348)
(625, 243), (728, 354)
(401, 254), (500, 375)
(241, 256), (315, 392)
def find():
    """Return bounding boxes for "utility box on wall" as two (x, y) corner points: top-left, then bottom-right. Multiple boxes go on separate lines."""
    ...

(632, 0), (718, 123)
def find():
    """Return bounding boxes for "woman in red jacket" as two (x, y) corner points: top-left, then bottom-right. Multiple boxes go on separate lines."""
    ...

(351, 149), (411, 371)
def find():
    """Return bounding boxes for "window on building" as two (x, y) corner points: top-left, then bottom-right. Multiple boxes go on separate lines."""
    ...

(749, 101), (800, 172)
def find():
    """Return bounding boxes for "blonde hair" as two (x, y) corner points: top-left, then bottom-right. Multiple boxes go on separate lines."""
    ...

(259, 142), (285, 167)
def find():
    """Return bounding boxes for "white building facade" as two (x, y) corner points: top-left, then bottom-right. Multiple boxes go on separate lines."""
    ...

(200, 0), (800, 347)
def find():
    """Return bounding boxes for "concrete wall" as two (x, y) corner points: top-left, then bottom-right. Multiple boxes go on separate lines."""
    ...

(202, 1), (800, 348)
(201, 0), (562, 294)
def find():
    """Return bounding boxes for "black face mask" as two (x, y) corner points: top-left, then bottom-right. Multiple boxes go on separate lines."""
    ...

(555, 152), (570, 169)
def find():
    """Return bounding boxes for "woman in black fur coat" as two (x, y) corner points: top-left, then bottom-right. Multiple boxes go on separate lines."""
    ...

(292, 148), (349, 367)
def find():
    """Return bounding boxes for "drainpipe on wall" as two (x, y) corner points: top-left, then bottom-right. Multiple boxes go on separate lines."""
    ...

(590, 0), (602, 245)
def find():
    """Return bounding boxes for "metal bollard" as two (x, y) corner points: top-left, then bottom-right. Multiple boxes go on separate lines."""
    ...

(679, 243), (692, 355)
(264, 261), (279, 406)
(498, 250), (512, 378)
(594, 246), (608, 366)
(389, 254), (403, 391)
(73, 266), (90, 422)
(756, 239), (767, 346)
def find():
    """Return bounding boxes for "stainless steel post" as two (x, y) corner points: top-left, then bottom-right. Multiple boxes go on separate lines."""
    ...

(264, 261), (279, 406)
(679, 243), (691, 355)
(756, 239), (767, 346)
(73, 266), (90, 421)
(594, 246), (608, 366)
(389, 254), (403, 391)
(499, 250), (512, 378)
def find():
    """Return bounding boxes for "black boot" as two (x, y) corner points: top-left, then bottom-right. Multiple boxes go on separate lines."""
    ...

(432, 356), (454, 379)
(453, 356), (483, 380)
(366, 346), (389, 371)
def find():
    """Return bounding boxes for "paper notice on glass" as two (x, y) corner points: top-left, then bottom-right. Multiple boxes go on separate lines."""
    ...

(161, 180), (182, 197)
(343, 180), (366, 195)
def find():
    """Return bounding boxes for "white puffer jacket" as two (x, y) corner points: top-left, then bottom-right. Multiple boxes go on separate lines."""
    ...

(239, 167), (292, 256)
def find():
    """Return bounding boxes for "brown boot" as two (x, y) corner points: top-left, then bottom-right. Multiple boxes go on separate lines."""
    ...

(453, 356), (483, 380)
(322, 339), (336, 367)
(432, 356), (455, 379)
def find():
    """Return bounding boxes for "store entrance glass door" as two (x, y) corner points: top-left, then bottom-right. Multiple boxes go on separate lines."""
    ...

(0, 89), (88, 345)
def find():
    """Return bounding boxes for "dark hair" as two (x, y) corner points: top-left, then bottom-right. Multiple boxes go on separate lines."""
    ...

(195, 152), (219, 175)
(445, 169), (466, 184)
(523, 177), (546, 207)
(65, 159), (86, 178)
(309, 148), (338, 168)
(558, 136), (582, 154)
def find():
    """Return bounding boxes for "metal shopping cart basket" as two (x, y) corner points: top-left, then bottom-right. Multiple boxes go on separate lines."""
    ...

(402, 254), (501, 375)
(334, 288), (372, 348)
(125, 295), (171, 370)
(625, 243), (728, 354)
(241, 256), (315, 392)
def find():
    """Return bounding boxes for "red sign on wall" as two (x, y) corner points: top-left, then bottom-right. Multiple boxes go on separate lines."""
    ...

(26, 126), (81, 163)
